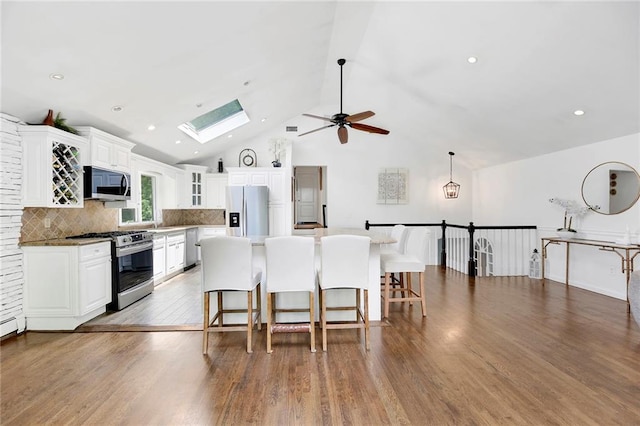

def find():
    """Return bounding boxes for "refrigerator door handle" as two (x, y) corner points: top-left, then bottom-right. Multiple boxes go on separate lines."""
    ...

(242, 192), (247, 236)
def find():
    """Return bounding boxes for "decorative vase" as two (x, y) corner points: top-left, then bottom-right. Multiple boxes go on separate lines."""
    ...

(42, 109), (54, 126)
(556, 230), (576, 240)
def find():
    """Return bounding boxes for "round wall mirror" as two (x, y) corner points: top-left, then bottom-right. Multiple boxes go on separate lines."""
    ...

(581, 162), (640, 215)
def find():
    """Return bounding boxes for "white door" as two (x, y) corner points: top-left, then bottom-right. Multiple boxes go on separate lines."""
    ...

(295, 167), (319, 224)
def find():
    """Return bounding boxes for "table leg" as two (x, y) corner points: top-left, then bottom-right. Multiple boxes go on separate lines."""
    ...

(625, 249), (631, 313)
(565, 242), (570, 286)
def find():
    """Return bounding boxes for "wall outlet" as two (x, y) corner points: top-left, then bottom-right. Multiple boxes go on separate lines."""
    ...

(44, 218), (51, 228)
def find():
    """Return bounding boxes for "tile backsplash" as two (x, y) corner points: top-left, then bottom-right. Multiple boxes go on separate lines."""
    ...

(162, 209), (225, 226)
(21, 200), (118, 243)
(20, 202), (226, 243)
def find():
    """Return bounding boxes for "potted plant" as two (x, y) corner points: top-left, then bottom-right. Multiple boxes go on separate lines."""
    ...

(268, 138), (289, 167)
(41, 109), (79, 134)
(549, 198), (599, 239)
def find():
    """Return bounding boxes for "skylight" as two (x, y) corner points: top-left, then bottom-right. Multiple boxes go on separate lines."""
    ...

(178, 99), (250, 143)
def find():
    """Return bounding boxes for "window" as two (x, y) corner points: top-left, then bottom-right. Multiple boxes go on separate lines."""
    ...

(120, 173), (157, 224)
(140, 175), (155, 221)
(177, 99), (250, 143)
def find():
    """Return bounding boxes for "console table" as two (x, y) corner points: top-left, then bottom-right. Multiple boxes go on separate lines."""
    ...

(541, 237), (640, 312)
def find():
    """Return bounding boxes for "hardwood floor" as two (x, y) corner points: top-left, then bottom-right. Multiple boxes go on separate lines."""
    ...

(79, 267), (203, 330)
(2, 267), (640, 425)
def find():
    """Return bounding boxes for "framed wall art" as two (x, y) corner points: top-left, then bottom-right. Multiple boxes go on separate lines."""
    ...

(377, 168), (408, 204)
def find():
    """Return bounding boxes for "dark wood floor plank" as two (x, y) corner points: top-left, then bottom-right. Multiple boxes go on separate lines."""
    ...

(2, 266), (640, 425)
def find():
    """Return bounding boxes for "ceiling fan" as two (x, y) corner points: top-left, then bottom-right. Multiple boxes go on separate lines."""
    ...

(299, 58), (390, 144)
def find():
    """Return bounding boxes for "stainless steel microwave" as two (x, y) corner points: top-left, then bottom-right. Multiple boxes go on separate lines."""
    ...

(84, 166), (131, 201)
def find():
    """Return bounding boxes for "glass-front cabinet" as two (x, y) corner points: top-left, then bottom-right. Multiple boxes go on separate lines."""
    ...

(176, 164), (209, 208)
(20, 125), (88, 208)
(191, 171), (202, 206)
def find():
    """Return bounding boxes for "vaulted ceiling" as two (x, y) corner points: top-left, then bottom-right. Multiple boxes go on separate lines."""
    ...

(2, 1), (638, 170)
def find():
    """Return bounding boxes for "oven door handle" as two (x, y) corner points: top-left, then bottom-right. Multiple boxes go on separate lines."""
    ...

(115, 241), (153, 257)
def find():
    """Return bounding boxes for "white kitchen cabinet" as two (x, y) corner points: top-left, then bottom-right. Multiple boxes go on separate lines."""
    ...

(227, 168), (285, 203)
(76, 126), (134, 173)
(166, 231), (186, 277)
(77, 126), (133, 172)
(267, 169), (286, 204)
(205, 174), (227, 209)
(23, 242), (112, 330)
(153, 234), (166, 284)
(176, 165), (209, 208)
(268, 204), (288, 236)
(227, 168), (268, 186)
(20, 125), (88, 208)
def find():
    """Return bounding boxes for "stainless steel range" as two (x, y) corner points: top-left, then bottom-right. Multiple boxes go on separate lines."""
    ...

(68, 230), (154, 310)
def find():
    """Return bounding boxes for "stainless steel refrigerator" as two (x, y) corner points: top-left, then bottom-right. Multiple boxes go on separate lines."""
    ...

(226, 185), (269, 236)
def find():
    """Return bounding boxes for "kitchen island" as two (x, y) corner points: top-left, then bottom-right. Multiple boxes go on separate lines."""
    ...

(201, 228), (394, 322)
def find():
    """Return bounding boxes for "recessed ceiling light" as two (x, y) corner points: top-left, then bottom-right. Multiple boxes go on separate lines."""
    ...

(194, 151), (199, 154)
(49, 73), (64, 80)
(147, 124), (156, 131)
(573, 110), (585, 116)
(467, 56), (478, 64)
(175, 140), (182, 144)
(111, 105), (123, 112)
(261, 118), (267, 123)
(228, 134), (233, 138)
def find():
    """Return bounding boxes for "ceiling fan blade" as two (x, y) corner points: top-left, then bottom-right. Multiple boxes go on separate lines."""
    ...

(298, 124), (335, 137)
(346, 111), (375, 123)
(337, 126), (348, 144)
(350, 122), (390, 135)
(302, 113), (334, 122)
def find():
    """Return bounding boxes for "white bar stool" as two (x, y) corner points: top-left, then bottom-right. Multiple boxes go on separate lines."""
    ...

(200, 236), (262, 354)
(318, 235), (371, 351)
(264, 236), (316, 353)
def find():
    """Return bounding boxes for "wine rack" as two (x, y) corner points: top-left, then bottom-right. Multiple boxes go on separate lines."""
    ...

(51, 140), (82, 205)
(20, 125), (87, 208)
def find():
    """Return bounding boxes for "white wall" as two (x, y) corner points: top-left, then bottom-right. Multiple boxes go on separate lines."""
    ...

(473, 132), (640, 299)
(209, 111), (474, 230)
(1, 113), (27, 337)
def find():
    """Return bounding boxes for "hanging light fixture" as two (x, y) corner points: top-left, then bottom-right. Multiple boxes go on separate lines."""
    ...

(443, 151), (460, 199)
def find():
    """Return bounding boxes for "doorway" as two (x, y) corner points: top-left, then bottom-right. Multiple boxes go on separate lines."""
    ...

(293, 166), (326, 231)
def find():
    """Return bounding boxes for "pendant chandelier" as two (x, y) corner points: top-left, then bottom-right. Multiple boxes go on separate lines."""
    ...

(443, 151), (460, 199)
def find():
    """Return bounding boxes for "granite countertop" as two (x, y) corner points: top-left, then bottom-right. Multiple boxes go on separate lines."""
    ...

(145, 225), (225, 234)
(21, 237), (111, 247)
(315, 227), (396, 244)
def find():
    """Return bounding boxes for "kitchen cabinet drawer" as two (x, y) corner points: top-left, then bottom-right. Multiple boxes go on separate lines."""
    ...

(79, 242), (111, 261)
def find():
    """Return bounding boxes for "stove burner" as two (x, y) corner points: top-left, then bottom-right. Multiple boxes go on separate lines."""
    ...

(67, 230), (153, 248)
(67, 230), (143, 239)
